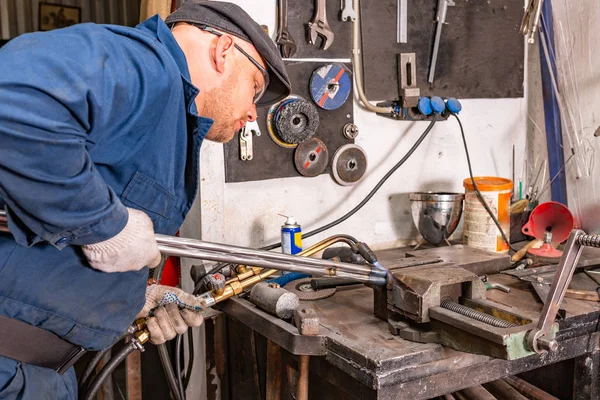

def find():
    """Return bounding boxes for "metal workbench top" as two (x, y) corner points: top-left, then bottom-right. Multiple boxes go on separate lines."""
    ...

(217, 245), (600, 399)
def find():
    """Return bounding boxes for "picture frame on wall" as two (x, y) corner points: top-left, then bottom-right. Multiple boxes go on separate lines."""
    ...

(39, 3), (81, 31)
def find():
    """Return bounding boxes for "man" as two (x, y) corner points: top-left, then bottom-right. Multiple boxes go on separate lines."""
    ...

(0, 1), (291, 398)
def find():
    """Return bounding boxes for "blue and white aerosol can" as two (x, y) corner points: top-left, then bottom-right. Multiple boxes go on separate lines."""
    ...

(280, 215), (302, 255)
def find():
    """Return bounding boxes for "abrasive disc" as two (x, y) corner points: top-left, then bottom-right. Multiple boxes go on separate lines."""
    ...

(309, 64), (352, 110)
(331, 144), (368, 186)
(275, 98), (319, 144)
(284, 278), (336, 301)
(294, 137), (329, 177)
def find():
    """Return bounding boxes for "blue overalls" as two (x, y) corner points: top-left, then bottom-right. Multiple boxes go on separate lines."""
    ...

(0, 16), (213, 399)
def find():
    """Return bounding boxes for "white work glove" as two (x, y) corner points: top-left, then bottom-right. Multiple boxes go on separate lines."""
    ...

(137, 284), (207, 345)
(82, 208), (162, 273)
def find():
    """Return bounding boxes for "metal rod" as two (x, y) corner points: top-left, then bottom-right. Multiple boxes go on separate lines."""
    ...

(441, 300), (517, 328)
(156, 234), (382, 277)
(502, 376), (559, 400)
(0, 209), (386, 282)
(297, 355), (310, 400)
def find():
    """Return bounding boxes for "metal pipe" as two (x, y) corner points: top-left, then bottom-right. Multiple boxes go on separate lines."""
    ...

(156, 234), (382, 277)
(502, 376), (559, 400)
(0, 210), (378, 278)
(351, 0), (393, 113)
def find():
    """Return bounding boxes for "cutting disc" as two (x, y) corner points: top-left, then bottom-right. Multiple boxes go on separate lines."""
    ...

(284, 278), (336, 301)
(294, 138), (329, 177)
(309, 64), (352, 110)
(331, 144), (368, 186)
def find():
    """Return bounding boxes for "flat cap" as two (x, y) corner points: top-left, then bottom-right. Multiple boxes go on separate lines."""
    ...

(165, 1), (291, 106)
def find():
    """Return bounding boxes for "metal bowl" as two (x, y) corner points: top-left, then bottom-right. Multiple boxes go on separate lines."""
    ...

(409, 192), (465, 246)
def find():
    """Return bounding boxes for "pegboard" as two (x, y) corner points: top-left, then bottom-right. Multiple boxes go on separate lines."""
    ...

(223, 61), (354, 183)
(223, 0), (355, 183)
(284, 0), (353, 58)
(360, 0), (525, 99)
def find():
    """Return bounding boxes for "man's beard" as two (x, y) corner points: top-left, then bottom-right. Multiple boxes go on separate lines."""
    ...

(202, 73), (240, 143)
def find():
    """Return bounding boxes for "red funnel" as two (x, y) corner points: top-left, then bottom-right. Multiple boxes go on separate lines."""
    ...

(522, 202), (574, 259)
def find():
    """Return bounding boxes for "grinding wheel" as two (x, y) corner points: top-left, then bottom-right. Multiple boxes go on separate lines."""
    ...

(284, 278), (336, 301)
(267, 97), (319, 147)
(294, 138), (329, 177)
(331, 144), (368, 186)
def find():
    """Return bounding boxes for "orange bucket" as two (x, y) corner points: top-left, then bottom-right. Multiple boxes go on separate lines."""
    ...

(462, 177), (513, 253)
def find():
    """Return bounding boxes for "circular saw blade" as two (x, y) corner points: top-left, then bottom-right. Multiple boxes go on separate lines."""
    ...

(284, 278), (336, 301)
(331, 144), (368, 186)
(294, 137), (329, 177)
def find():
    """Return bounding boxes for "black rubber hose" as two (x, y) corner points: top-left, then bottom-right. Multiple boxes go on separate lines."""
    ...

(175, 334), (185, 400)
(184, 330), (194, 391)
(158, 343), (184, 400)
(453, 114), (517, 252)
(78, 347), (111, 393)
(82, 341), (138, 400)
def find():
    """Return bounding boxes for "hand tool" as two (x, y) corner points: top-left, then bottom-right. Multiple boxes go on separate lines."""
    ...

(479, 275), (511, 293)
(340, 0), (356, 21)
(310, 277), (361, 290)
(520, 0), (544, 44)
(308, 0), (334, 50)
(276, 0), (297, 58)
(428, 0), (455, 83)
(396, 0), (407, 43)
(511, 239), (542, 263)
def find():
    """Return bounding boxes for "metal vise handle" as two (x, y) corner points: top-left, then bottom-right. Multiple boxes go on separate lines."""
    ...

(528, 230), (600, 353)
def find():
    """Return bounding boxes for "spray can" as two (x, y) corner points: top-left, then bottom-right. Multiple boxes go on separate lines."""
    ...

(280, 215), (302, 255)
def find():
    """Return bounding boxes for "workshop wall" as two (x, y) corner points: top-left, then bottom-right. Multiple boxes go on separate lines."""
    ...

(189, 0), (533, 251)
(549, 1), (600, 233)
(0, 0), (140, 39)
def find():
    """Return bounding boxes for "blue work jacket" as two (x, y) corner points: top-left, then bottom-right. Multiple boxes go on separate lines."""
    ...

(0, 16), (213, 399)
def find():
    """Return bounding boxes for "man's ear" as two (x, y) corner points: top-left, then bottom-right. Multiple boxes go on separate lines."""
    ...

(213, 34), (235, 74)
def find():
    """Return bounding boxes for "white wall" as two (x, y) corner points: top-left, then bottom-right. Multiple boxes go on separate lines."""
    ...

(549, 1), (600, 233)
(191, 0), (531, 250)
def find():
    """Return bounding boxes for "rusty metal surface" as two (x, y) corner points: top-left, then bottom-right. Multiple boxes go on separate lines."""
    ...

(389, 265), (486, 323)
(293, 308), (320, 336)
(216, 297), (327, 356)
(218, 244), (600, 399)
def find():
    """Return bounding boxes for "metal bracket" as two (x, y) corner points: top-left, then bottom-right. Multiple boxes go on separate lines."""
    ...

(398, 53), (420, 108)
(239, 127), (253, 161)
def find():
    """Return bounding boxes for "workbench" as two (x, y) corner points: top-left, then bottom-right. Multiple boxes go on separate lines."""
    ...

(204, 246), (600, 400)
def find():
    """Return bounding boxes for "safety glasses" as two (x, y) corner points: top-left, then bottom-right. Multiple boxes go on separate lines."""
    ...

(200, 26), (269, 104)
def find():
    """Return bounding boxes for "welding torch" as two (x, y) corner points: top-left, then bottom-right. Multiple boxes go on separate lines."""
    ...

(0, 209), (387, 336)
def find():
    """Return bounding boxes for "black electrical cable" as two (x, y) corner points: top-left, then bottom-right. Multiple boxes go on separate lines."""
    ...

(175, 333), (186, 400)
(82, 341), (138, 400)
(262, 116), (439, 250)
(78, 347), (111, 392)
(184, 330), (194, 391)
(158, 342), (184, 400)
(453, 114), (517, 253)
(194, 118), (439, 286)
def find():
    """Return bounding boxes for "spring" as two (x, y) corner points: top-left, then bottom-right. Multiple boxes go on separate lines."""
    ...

(441, 300), (517, 328)
(578, 234), (600, 248)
